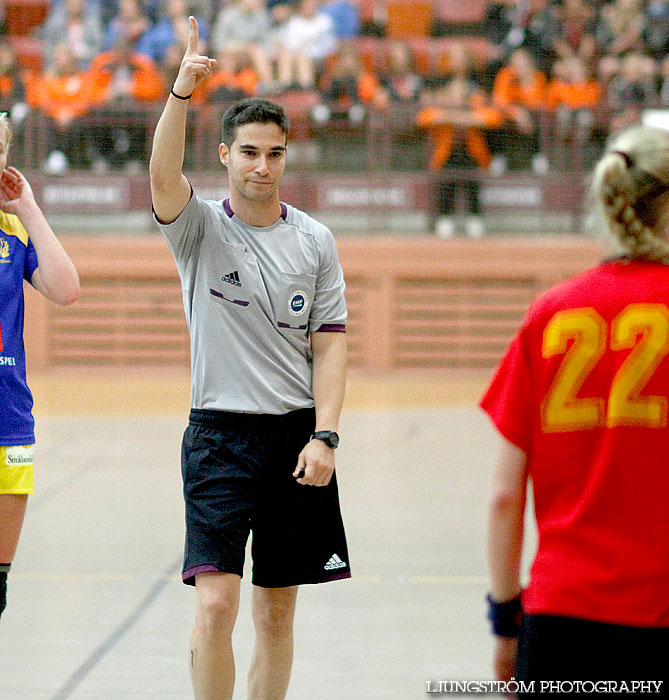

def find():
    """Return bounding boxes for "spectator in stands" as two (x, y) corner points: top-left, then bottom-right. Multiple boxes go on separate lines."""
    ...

(88, 39), (164, 170)
(136, 0), (209, 65)
(551, 0), (597, 64)
(28, 43), (95, 174)
(312, 43), (379, 125)
(482, 0), (559, 88)
(545, 56), (602, 168)
(642, 0), (669, 64)
(607, 52), (659, 132)
(197, 47), (260, 102)
(595, 0), (645, 65)
(321, 0), (360, 39)
(416, 46), (503, 239)
(492, 47), (547, 172)
(376, 40), (423, 107)
(104, 0), (152, 51)
(41, 0), (104, 70)
(661, 55), (669, 106)
(275, 0), (337, 91)
(0, 38), (26, 107)
(0, 39), (28, 159)
(210, 0), (274, 89)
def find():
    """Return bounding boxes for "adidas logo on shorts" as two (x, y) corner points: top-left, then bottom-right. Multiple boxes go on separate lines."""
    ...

(221, 270), (241, 287)
(324, 553), (347, 571)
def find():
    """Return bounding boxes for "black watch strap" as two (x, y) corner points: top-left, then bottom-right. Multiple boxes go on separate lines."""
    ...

(311, 430), (339, 448)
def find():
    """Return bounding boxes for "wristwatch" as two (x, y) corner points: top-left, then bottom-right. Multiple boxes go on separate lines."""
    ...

(311, 430), (339, 449)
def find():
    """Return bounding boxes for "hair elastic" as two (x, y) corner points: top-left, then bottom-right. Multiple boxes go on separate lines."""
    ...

(612, 150), (633, 168)
(170, 88), (192, 101)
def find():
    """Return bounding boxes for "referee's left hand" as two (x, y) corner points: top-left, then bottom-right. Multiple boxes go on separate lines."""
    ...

(294, 439), (334, 487)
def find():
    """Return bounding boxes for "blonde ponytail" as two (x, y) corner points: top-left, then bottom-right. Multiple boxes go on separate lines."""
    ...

(591, 126), (669, 262)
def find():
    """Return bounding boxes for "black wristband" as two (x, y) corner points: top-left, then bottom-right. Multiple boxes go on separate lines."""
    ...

(170, 87), (192, 100)
(486, 593), (522, 637)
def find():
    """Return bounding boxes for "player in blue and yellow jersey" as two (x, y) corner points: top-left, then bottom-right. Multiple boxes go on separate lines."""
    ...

(0, 112), (79, 621)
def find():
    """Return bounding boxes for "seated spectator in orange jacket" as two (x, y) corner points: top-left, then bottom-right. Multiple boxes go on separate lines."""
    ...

(545, 56), (602, 136)
(27, 42), (95, 173)
(196, 47), (260, 103)
(493, 48), (547, 129)
(492, 47), (548, 171)
(312, 44), (380, 125)
(545, 57), (602, 112)
(0, 38), (29, 133)
(89, 40), (164, 103)
(416, 75), (502, 239)
(87, 39), (165, 171)
(0, 39), (26, 106)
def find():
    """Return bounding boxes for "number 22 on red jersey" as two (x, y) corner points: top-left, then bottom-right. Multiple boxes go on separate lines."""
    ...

(541, 303), (669, 432)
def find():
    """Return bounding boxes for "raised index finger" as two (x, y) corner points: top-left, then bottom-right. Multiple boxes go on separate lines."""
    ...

(186, 15), (199, 53)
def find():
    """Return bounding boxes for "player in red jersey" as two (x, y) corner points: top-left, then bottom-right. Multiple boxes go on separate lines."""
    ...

(0, 112), (79, 621)
(481, 125), (669, 689)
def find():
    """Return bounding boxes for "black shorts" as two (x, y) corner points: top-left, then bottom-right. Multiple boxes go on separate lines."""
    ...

(516, 614), (669, 697)
(181, 407), (351, 588)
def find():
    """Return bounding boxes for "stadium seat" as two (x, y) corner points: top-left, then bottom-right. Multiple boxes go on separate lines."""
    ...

(385, 0), (432, 38)
(432, 0), (488, 26)
(5, 0), (49, 37)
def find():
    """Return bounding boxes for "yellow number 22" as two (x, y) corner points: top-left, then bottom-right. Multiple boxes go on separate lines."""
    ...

(541, 304), (669, 432)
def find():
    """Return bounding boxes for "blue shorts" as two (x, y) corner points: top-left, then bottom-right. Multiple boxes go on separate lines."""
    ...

(181, 408), (351, 588)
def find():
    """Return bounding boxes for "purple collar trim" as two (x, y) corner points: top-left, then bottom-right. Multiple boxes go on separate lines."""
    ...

(223, 199), (287, 221)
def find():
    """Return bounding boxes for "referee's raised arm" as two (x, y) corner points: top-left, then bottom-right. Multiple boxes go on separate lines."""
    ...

(149, 16), (216, 224)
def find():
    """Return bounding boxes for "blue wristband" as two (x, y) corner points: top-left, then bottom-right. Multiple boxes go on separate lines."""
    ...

(486, 593), (522, 637)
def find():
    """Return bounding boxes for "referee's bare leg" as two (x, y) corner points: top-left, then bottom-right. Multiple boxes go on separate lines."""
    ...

(190, 573), (241, 700)
(248, 585), (299, 700)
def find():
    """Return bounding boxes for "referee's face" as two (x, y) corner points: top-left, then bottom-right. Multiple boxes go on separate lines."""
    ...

(220, 122), (287, 204)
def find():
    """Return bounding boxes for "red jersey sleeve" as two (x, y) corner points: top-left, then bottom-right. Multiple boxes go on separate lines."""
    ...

(480, 323), (535, 453)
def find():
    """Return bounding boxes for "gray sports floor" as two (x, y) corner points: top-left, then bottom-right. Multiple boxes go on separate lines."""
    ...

(0, 373), (536, 699)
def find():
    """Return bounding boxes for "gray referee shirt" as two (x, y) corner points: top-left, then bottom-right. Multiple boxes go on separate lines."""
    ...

(156, 192), (347, 414)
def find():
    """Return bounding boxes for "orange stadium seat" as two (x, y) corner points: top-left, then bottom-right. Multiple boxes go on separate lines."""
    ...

(5, 0), (49, 36)
(385, 0), (432, 38)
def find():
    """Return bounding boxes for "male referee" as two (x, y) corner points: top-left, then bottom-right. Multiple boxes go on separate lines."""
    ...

(149, 17), (350, 700)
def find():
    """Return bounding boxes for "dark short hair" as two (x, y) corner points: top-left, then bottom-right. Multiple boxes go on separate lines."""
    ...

(221, 98), (290, 146)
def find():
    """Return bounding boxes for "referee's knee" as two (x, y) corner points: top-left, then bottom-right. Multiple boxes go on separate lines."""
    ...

(194, 576), (240, 636)
(252, 589), (298, 639)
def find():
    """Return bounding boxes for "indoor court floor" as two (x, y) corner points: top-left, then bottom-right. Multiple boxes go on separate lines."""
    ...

(0, 370), (537, 699)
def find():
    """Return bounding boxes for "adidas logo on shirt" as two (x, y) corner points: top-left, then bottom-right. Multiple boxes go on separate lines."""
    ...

(221, 270), (241, 287)
(324, 553), (347, 571)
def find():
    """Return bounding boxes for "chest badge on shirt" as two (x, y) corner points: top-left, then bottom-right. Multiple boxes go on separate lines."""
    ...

(0, 238), (10, 263)
(289, 290), (309, 316)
